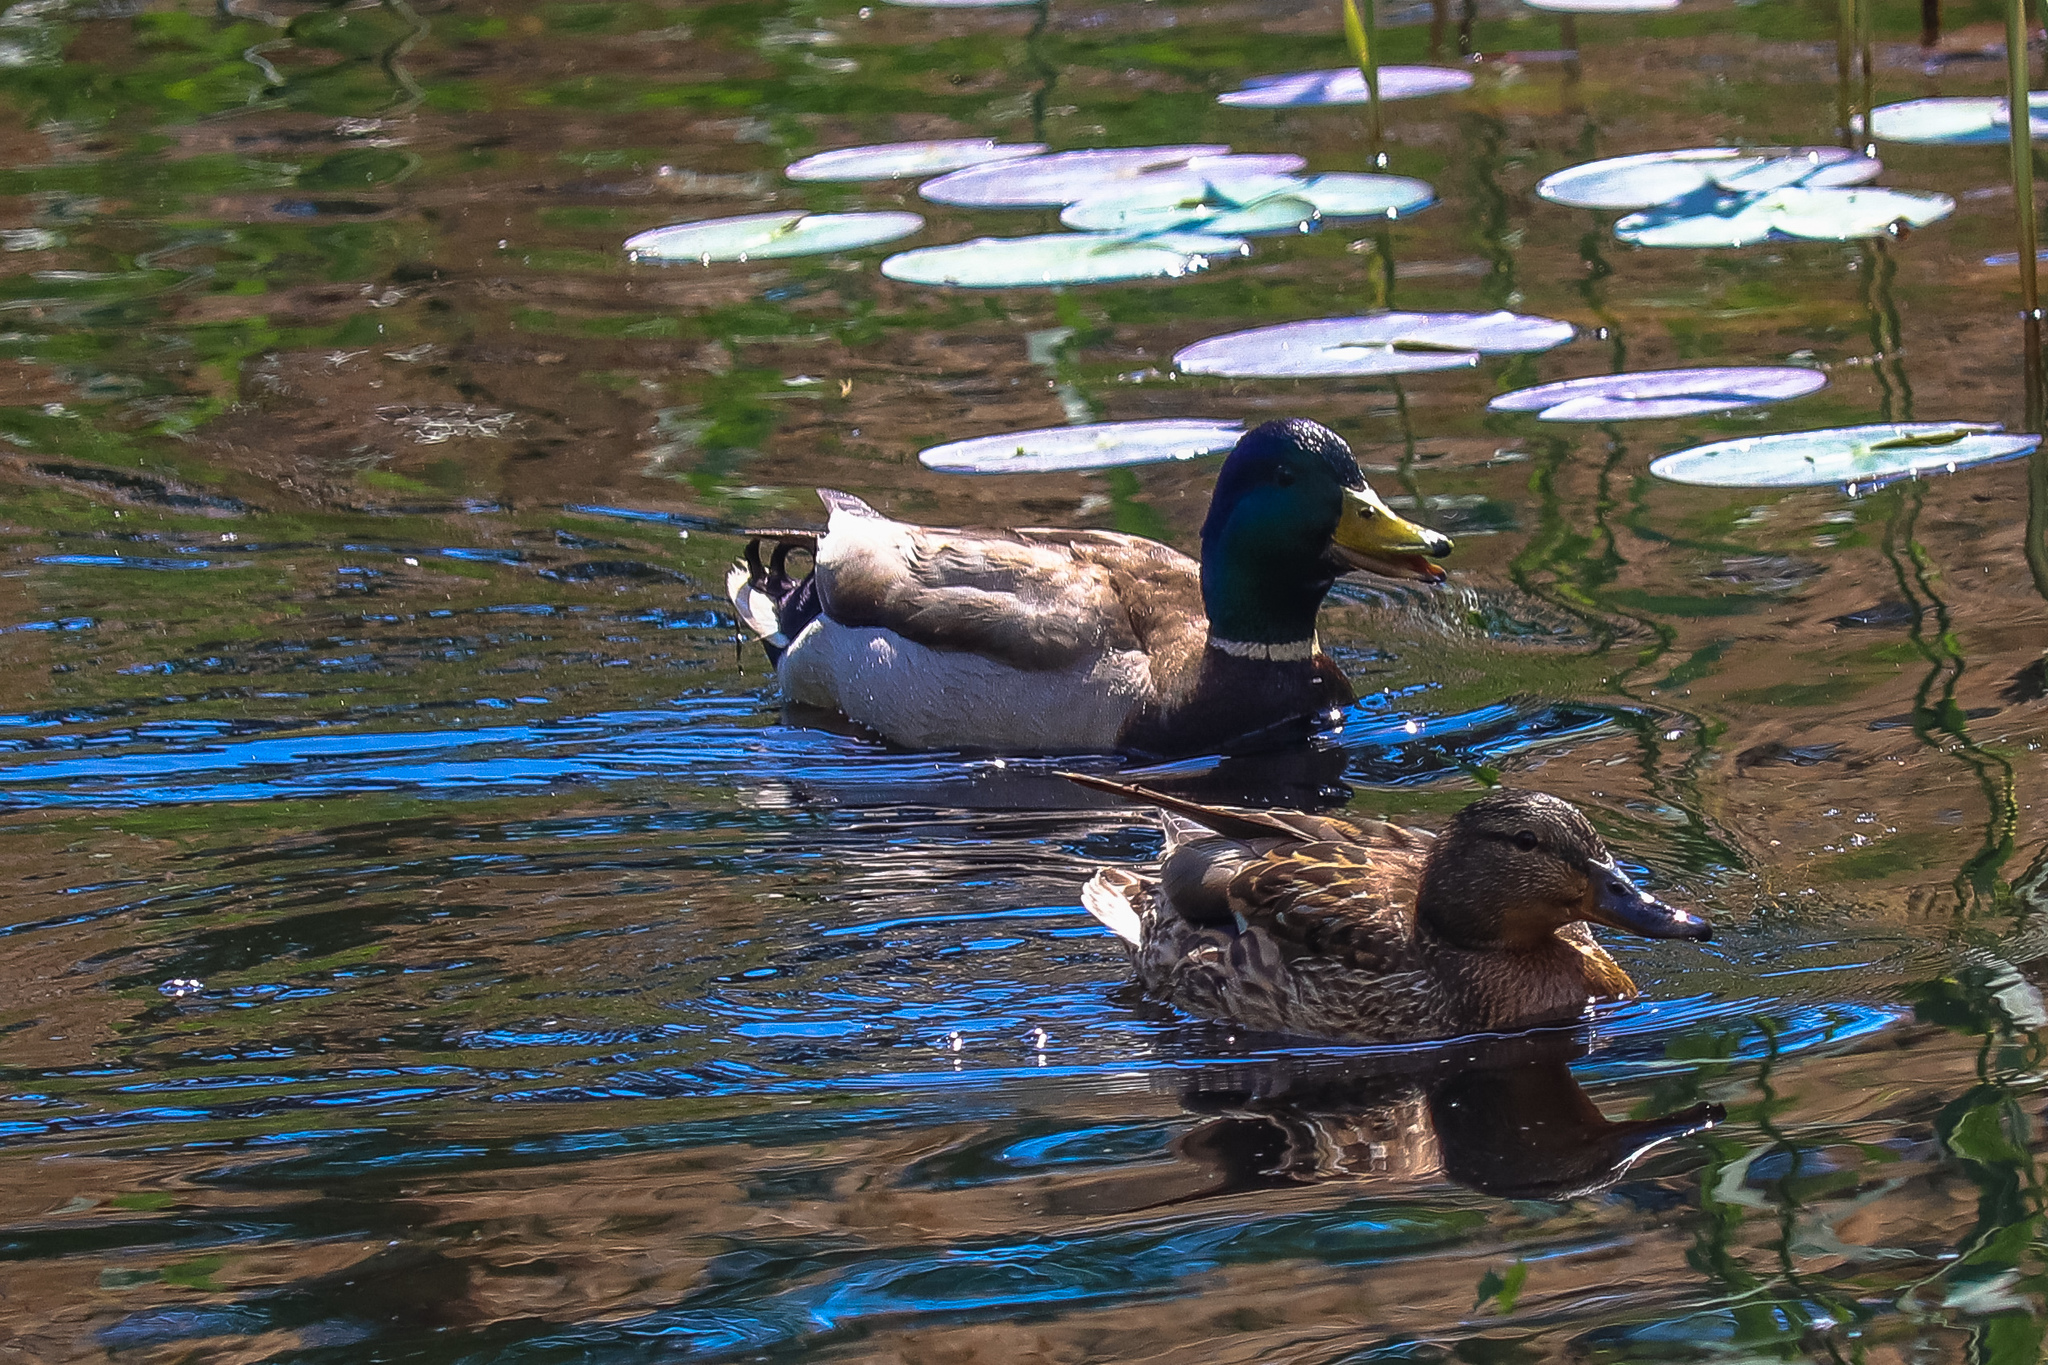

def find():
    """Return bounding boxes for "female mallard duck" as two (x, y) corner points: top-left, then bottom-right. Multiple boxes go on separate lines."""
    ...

(1072, 774), (1711, 1044)
(726, 419), (1452, 756)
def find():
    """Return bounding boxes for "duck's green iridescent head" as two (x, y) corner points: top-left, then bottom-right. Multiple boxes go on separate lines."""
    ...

(1199, 419), (1452, 645)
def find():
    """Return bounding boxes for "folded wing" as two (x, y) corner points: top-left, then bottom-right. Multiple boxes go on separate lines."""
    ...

(813, 490), (1202, 672)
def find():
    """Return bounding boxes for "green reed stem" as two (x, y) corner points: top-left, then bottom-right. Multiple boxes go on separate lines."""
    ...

(1836, 0), (1856, 147)
(1343, 0), (1385, 165)
(1857, 0), (1875, 151)
(2032, 437), (2048, 599)
(2009, 0), (2045, 428)
(1026, 0), (1056, 143)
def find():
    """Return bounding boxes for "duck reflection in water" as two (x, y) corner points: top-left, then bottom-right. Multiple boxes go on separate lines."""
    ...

(1048, 1034), (1722, 1213)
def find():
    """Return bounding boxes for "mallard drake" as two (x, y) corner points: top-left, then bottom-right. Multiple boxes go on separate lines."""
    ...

(726, 419), (1452, 756)
(1072, 774), (1711, 1044)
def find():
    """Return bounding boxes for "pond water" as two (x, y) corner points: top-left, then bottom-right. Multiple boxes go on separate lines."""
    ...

(3, 0), (2048, 1360)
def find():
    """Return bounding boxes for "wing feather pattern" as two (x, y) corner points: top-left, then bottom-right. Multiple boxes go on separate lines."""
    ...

(810, 491), (1202, 673)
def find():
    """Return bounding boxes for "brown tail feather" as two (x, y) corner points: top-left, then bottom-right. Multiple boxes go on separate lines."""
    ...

(1059, 771), (1334, 844)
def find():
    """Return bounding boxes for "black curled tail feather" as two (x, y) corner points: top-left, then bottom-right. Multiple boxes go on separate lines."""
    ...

(734, 533), (821, 666)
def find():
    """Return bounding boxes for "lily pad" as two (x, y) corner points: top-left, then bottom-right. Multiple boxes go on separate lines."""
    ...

(919, 147), (1298, 208)
(1295, 173), (1438, 218)
(1177, 310), (1576, 378)
(882, 0), (1040, 7)
(1650, 423), (2038, 490)
(880, 231), (1248, 287)
(624, 211), (923, 263)
(919, 419), (1245, 473)
(1058, 168), (1305, 231)
(1489, 366), (1826, 420)
(786, 140), (1046, 182)
(1523, 0), (1680, 9)
(1869, 94), (2048, 145)
(1217, 66), (1476, 107)
(1061, 193), (1322, 236)
(1614, 186), (1952, 248)
(1538, 147), (1880, 211)
(1059, 171), (1432, 234)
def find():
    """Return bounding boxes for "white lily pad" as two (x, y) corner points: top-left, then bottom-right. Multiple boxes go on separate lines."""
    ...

(880, 231), (1249, 287)
(1523, 0), (1680, 11)
(786, 140), (1047, 182)
(1058, 171), (1432, 234)
(1217, 66), (1476, 107)
(1295, 173), (1437, 218)
(919, 147), (1297, 208)
(1058, 169), (1304, 231)
(1615, 186), (1952, 248)
(1869, 93), (2048, 145)
(1650, 423), (2038, 490)
(1061, 193), (1322, 236)
(1538, 147), (1880, 211)
(919, 419), (1246, 473)
(1176, 310), (1576, 379)
(624, 211), (923, 264)
(1489, 366), (1826, 420)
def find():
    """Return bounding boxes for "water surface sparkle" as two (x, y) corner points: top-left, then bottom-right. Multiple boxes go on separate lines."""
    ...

(2, 0), (2047, 1359)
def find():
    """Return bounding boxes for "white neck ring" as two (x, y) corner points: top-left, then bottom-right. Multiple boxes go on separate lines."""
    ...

(1209, 634), (1319, 662)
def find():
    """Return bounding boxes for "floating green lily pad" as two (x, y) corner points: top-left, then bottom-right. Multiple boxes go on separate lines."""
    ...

(1176, 310), (1575, 378)
(1058, 171), (1432, 234)
(880, 231), (1249, 288)
(1217, 66), (1475, 107)
(920, 148), (1295, 207)
(1523, 0), (1679, 11)
(1615, 186), (1952, 248)
(1060, 194), (1321, 236)
(1490, 366), (1826, 420)
(1295, 173), (1437, 218)
(1650, 423), (2038, 489)
(1538, 147), (1880, 211)
(786, 140), (1046, 182)
(624, 211), (923, 263)
(1869, 94), (2048, 145)
(920, 419), (1245, 473)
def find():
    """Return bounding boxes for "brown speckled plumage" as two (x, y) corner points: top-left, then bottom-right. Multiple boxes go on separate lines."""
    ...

(1075, 777), (1711, 1045)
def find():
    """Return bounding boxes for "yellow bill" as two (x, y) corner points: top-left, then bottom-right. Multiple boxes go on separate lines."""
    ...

(1328, 484), (1454, 583)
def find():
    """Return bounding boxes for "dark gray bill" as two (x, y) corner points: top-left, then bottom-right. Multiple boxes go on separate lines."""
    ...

(1587, 859), (1712, 941)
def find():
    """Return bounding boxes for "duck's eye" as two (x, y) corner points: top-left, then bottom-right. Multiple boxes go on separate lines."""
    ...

(1514, 830), (1538, 853)
(1274, 466), (1296, 487)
